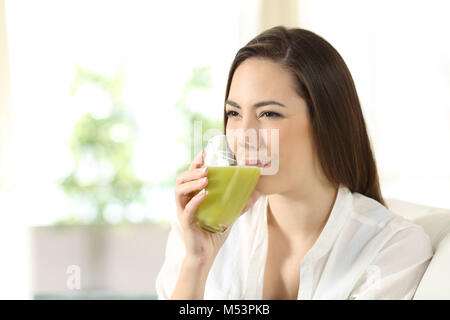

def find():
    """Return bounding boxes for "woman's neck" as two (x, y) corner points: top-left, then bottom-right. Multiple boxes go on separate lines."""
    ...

(266, 179), (339, 244)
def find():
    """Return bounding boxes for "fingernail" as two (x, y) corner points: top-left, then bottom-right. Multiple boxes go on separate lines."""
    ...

(202, 167), (208, 173)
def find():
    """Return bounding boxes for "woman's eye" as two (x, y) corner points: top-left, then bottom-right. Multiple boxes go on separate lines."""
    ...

(225, 110), (239, 118)
(260, 111), (281, 118)
(226, 110), (282, 119)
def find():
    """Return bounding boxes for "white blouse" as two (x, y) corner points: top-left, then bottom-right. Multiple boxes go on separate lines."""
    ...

(155, 184), (433, 299)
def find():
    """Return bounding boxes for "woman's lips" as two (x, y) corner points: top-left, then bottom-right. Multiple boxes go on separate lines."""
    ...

(244, 159), (271, 168)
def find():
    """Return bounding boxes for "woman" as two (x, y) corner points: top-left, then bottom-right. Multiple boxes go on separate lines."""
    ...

(156, 26), (433, 299)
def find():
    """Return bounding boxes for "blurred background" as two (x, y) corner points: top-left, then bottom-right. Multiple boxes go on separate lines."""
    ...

(0, 0), (449, 299)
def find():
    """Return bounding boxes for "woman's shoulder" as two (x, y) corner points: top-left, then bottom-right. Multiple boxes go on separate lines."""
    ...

(350, 190), (418, 230)
(346, 190), (432, 256)
(341, 191), (434, 299)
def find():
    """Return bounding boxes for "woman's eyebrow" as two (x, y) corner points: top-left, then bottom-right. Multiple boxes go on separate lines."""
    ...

(225, 99), (286, 109)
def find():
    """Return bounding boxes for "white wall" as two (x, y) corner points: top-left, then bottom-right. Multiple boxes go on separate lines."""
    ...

(0, 0), (32, 299)
(299, 0), (450, 209)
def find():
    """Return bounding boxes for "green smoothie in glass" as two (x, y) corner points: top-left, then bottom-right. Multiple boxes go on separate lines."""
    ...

(194, 135), (261, 233)
(195, 165), (260, 233)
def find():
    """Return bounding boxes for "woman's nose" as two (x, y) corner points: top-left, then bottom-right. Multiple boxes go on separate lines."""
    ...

(235, 118), (261, 155)
(239, 115), (259, 133)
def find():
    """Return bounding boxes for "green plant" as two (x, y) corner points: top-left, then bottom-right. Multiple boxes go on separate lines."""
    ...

(57, 65), (222, 226)
(58, 65), (145, 225)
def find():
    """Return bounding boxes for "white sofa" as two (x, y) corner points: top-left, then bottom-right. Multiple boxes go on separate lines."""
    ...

(386, 198), (450, 299)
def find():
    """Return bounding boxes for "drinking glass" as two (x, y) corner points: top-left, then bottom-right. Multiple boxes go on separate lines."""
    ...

(194, 134), (261, 233)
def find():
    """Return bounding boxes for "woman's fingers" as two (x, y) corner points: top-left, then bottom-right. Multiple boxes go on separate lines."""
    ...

(176, 167), (208, 186)
(175, 177), (208, 207)
(174, 150), (207, 210)
(183, 188), (207, 226)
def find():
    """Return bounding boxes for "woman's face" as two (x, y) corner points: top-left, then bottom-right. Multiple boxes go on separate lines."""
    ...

(225, 57), (319, 195)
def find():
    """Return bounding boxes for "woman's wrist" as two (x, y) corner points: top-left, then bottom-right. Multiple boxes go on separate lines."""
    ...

(183, 254), (215, 272)
(170, 255), (213, 300)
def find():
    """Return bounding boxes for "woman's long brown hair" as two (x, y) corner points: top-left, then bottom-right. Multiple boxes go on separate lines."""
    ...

(223, 26), (386, 206)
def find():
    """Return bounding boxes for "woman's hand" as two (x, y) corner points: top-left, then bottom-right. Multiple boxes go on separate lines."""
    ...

(171, 151), (262, 299)
(174, 150), (233, 268)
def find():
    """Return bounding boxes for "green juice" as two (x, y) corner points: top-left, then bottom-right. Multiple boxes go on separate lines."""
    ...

(195, 166), (261, 233)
